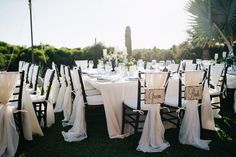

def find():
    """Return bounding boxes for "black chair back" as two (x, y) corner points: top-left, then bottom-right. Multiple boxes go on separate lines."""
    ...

(30, 65), (40, 92)
(78, 67), (88, 106)
(42, 69), (55, 101)
(9, 71), (25, 137)
(137, 71), (170, 110)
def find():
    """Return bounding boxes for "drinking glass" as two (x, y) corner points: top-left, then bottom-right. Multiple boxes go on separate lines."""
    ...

(88, 60), (93, 69)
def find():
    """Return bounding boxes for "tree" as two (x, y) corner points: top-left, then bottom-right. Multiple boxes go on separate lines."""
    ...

(0, 53), (6, 70)
(186, 0), (236, 56)
(86, 43), (105, 68)
(125, 26), (132, 57)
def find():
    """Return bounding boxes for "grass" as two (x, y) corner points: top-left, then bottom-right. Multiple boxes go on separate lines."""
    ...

(17, 90), (236, 157)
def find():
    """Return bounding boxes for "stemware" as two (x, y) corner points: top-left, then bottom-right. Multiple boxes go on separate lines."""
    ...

(88, 60), (94, 69)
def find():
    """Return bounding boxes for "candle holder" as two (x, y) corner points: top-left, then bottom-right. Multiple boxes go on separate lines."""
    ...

(111, 57), (116, 72)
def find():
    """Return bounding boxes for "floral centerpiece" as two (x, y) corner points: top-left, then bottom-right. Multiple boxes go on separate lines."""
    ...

(101, 48), (133, 72)
(125, 57), (136, 70)
(101, 49), (119, 71)
(117, 53), (126, 64)
(101, 55), (110, 66)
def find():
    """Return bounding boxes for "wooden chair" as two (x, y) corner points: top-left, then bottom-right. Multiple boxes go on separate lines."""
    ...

(161, 75), (183, 128)
(65, 66), (75, 99)
(18, 61), (25, 72)
(21, 62), (30, 83)
(60, 64), (66, 82)
(51, 62), (61, 107)
(121, 71), (170, 134)
(61, 66), (75, 121)
(208, 64), (228, 118)
(52, 62), (61, 87)
(28, 64), (34, 86)
(9, 71), (25, 139)
(161, 70), (207, 128)
(31, 69), (55, 127)
(75, 60), (88, 69)
(169, 63), (181, 74)
(77, 67), (103, 133)
(28, 65), (40, 94)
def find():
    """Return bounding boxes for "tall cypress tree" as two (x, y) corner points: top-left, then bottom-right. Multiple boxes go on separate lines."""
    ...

(125, 26), (132, 57)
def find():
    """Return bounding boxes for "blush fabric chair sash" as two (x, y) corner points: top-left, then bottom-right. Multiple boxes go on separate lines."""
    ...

(0, 72), (19, 157)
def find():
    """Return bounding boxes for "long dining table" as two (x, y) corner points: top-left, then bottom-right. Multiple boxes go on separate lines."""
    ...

(84, 70), (216, 135)
(84, 73), (138, 138)
(62, 69), (216, 151)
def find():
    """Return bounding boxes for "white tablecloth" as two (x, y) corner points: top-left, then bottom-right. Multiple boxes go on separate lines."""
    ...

(62, 72), (215, 151)
(93, 79), (138, 138)
(87, 75), (216, 135)
(62, 75), (138, 142)
(87, 74), (215, 149)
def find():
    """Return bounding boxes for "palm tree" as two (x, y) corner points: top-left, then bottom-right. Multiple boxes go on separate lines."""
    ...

(186, 0), (236, 56)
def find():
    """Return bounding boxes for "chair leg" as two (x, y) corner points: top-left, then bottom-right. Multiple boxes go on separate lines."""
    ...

(198, 105), (202, 138)
(219, 95), (223, 120)
(211, 95), (224, 120)
(85, 107), (89, 138)
(178, 110), (185, 128)
(177, 118), (180, 129)
(121, 105), (125, 134)
(13, 112), (25, 155)
(134, 113), (140, 134)
(43, 102), (47, 128)
(177, 111), (181, 129)
(39, 103), (42, 125)
(33, 104), (41, 124)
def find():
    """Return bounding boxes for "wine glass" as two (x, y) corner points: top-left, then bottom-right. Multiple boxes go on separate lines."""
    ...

(88, 60), (93, 69)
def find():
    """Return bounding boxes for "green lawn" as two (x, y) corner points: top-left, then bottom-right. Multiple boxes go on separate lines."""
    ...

(17, 90), (236, 157)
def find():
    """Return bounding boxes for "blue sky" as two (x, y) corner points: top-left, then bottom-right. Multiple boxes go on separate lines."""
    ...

(0, 0), (189, 49)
